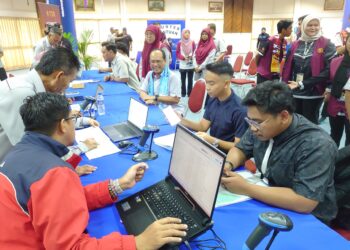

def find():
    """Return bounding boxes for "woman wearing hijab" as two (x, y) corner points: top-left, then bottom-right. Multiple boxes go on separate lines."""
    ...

(193, 28), (216, 80)
(176, 29), (196, 97)
(326, 34), (350, 146)
(139, 25), (162, 80)
(282, 14), (337, 124)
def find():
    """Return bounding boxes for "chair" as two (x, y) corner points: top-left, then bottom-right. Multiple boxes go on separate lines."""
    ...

(232, 55), (243, 78)
(242, 51), (254, 72)
(231, 59), (256, 98)
(185, 79), (206, 116)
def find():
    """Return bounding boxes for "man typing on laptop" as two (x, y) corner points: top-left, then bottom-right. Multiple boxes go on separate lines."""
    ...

(0, 92), (188, 249)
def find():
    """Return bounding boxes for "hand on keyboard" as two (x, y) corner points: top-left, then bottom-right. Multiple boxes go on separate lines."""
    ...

(135, 217), (188, 250)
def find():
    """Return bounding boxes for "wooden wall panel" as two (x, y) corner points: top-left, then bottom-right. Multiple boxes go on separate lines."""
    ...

(224, 0), (253, 33)
(224, 0), (233, 32)
(241, 0), (253, 32)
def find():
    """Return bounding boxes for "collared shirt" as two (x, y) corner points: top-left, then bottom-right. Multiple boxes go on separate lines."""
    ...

(0, 70), (45, 161)
(33, 36), (53, 66)
(141, 69), (183, 112)
(204, 90), (248, 143)
(236, 113), (337, 223)
(213, 37), (226, 57)
(110, 54), (140, 91)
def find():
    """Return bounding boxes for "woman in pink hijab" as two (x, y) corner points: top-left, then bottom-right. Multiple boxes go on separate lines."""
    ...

(140, 25), (162, 79)
(193, 28), (216, 80)
(176, 29), (196, 97)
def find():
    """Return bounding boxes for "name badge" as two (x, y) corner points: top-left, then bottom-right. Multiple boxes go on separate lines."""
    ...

(296, 73), (304, 82)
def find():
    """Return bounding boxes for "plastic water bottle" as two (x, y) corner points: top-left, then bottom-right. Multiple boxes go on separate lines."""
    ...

(97, 93), (105, 115)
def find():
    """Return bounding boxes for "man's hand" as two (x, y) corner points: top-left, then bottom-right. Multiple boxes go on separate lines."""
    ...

(119, 163), (148, 190)
(221, 170), (250, 195)
(135, 217), (188, 250)
(196, 131), (212, 143)
(287, 81), (299, 90)
(75, 165), (97, 176)
(104, 75), (111, 82)
(88, 118), (100, 127)
(82, 138), (98, 151)
(145, 99), (157, 105)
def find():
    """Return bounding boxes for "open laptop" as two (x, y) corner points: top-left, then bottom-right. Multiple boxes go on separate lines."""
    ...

(103, 98), (148, 142)
(116, 125), (225, 244)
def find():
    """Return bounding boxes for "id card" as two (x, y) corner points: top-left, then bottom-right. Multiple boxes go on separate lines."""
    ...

(296, 73), (304, 82)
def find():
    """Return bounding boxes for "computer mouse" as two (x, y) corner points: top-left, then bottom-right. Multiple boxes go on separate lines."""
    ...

(118, 140), (133, 149)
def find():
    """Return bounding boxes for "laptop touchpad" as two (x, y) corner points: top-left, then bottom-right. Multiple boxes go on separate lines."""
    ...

(122, 206), (155, 235)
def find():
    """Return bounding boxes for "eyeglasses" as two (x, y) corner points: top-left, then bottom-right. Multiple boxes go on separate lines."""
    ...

(64, 114), (79, 123)
(244, 117), (270, 130)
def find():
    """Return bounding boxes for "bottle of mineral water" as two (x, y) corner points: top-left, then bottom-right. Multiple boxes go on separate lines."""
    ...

(96, 93), (105, 115)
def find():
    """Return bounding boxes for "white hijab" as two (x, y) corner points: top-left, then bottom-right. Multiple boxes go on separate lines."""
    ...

(300, 14), (322, 42)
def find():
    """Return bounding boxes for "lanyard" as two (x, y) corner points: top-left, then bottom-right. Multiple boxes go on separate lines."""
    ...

(303, 41), (314, 57)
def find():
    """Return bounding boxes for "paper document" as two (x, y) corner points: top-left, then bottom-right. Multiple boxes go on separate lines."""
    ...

(154, 133), (175, 150)
(70, 104), (81, 111)
(75, 127), (120, 160)
(215, 170), (268, 207)
(161, 106), (181, 126)
(70, 79), (99, 87)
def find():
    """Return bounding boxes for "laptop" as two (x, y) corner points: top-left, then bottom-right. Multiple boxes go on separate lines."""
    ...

(103, 98), (148, 142)
(116, 125), (225, 244)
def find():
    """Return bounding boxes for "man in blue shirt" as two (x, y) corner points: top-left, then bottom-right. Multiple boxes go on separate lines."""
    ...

(180, 61), (248, 152)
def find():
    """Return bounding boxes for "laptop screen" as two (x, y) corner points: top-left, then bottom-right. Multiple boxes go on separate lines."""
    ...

(128, 98), (148, 130)
(169, 125), (225, 217)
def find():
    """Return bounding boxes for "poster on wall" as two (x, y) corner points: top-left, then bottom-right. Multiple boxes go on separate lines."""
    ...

(36, 3), (62, 35)
(147, 20), (185, 45)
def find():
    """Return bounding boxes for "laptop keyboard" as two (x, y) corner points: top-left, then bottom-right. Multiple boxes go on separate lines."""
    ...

(113, 125), (137, 137)
(142, 182), (200, 235)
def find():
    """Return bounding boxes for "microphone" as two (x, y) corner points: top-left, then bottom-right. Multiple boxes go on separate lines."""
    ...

(133, 125), (160, 162)
(243, 212), (293, 250)
(139, 125), (160, 146)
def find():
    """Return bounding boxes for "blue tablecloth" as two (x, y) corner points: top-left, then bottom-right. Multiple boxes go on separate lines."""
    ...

(73, 71), (349, 250)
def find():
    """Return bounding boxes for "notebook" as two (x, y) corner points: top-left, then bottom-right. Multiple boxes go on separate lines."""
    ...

(103, 98), (148, 142)
(116, 125), (225, 245)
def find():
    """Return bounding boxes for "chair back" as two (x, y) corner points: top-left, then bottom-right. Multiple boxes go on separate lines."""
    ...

(243, 51), (253, 66)
(247, 59), (257, 76)
(233, 55), (243, 73)
(188, 79), (206, 113)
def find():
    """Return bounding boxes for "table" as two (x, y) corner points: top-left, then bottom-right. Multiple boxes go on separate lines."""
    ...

(75, 71), (350, 249)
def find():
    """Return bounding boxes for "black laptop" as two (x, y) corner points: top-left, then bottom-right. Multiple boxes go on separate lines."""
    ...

(116, 125), (225, 244)
(103, 98), (149, 142)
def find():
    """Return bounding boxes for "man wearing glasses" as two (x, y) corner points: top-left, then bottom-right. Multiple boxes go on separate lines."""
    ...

(221, 81), (337, 225)
(0, 92), (187, 249)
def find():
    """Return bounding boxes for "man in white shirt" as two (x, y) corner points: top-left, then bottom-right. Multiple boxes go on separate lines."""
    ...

(33, 26), (62, 66)
(0, 48), (97, 175)
(208, 23), (227, 62)
(139, 49), (182, 112)
(102, 43), (140, 91)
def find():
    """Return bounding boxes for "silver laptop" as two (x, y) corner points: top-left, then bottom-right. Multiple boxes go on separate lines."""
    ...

(103, 98), (148, 142)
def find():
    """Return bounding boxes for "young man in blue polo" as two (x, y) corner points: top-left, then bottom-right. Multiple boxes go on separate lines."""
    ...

(180, 61), (248, 152)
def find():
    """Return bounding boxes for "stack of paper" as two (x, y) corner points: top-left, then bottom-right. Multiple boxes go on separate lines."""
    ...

(154, 133), (175, 150)
(161, 106), (181, 126)
(215, 170), (268, 207)
(75, 127), (120, 160)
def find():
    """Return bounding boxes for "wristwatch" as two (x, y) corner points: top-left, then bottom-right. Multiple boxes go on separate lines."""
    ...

(212, 138), (219, 148)
(154, 95), (159, 102)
